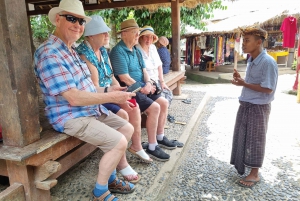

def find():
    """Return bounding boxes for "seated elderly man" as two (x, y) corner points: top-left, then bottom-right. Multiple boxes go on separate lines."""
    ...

(34, 0), (136, 200)
(110, 19), (178, 162)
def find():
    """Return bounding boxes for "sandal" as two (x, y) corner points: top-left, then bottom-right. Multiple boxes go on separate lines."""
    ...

(108, 178), (135, 194)
(118, 166), (141, 184)
(93, 190), (119, 201)
(182, 98), (191, 104)
(128, 147), (153, 163)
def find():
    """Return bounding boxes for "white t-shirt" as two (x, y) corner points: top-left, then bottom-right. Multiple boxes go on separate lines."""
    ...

(136, 44), (162, 82)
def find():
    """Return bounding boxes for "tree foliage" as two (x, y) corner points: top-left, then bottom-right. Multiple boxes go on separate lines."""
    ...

(30, 0), (226, 41)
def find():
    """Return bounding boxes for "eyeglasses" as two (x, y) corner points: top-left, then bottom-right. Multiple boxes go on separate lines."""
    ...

(59, 15), (86, 26)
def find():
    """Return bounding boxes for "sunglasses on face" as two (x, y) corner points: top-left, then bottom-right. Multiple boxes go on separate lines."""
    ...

(59, 14), (86, 26)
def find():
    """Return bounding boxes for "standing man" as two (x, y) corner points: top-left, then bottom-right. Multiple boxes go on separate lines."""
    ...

(110, 19), (175, 162)
(34, 0), (136, 200)
(230, 27), (278, 188)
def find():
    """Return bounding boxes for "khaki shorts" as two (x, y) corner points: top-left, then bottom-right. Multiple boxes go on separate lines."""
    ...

(64, 112), (128, 153)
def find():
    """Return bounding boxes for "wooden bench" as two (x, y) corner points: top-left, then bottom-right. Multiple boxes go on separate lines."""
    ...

(0, 70), (186, 201)
(163, 70), (186, 95)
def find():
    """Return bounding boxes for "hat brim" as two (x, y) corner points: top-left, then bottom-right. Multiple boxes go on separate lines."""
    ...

(48, 7), (92, 26)
(117, 27), (141, 34)
(139, 31), (158, 43)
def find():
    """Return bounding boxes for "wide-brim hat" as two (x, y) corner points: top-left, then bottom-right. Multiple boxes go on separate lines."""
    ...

(239, 26), (268, 39)
(139, 26), (158, 43)
(48, 0), (92, 26)
(84, 15), (111, 37)
(117, 19), (140, 34)
(158, 36), (169, 47)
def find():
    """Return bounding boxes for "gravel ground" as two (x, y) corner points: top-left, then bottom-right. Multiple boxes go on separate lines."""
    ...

(158, 75), (300, 201)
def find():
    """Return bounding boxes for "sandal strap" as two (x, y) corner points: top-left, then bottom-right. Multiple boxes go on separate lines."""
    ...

(94, 190), (116, 201)
(109, 178), (132, 192)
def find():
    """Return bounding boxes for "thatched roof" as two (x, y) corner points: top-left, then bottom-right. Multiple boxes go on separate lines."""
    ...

(26, 0), (227, 16)
(183, 4), (300, 37)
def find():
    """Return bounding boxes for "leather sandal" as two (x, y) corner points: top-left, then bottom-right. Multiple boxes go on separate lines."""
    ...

(92, 190), (119, 201)
(108, 178), (135, 194)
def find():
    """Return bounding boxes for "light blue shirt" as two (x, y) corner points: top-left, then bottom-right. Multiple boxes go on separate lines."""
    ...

(239, 49), (278, 104)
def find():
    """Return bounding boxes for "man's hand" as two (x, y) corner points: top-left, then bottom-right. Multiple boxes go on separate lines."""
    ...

(110, 91), (136, 104)
(231, 77), (245, 86)
(108, 85), (127, 92)
(233, 69), (241, 79)
(140, 82), (152, 95)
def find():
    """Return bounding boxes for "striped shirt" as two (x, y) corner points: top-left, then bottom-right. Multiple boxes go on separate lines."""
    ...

(109, 40), (145, 83)
(34, 35), (105, 132)
(239, 49), (278, 104)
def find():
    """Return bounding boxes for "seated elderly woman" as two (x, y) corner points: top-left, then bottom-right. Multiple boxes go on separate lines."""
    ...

(136, 26), (183, 149)
(76, 15), (153, 184)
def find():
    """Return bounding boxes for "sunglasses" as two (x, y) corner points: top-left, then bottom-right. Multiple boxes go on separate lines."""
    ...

(59, 14), (86, 26)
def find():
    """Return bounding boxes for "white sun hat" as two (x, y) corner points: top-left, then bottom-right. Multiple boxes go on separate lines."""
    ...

(48, 0), (92, 26)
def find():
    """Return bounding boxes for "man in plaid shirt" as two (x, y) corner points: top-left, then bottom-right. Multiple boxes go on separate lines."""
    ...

(34, 0), (137, 200)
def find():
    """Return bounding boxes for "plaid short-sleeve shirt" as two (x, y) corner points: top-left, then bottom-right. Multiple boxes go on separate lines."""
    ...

(34, 35), (103, 132)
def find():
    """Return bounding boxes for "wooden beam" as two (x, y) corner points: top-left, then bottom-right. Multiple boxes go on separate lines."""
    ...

(34, 161), (61, 181)
(0, 183), (25, 201)
(171, 0), (180, 72)
(49, 143), (97, 179)
(6, 161), (51, 201)
(27, 0), (173, 16)
(0, 160), (8, 177)
(0, 0), (40, 147)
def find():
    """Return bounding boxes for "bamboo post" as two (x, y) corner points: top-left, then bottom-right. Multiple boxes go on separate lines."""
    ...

(234, 32), (241, 70)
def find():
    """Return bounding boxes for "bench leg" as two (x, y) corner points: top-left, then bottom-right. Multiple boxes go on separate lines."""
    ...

(173, 80), (182, 95)
(6, 161), (51, 201)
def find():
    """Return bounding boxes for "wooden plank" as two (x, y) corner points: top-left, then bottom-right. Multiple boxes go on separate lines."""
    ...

(25, 136), (83, 166)
(49, 143), (97, 179)
(169, 82), (178, 91)
(27, 0), (176, 16)
(171, 0), (180, 72)
(0, 160), (8, 177)
(0, 183), (25, 201)
(173, 80), (181, 95)
(0, 0), (40, 147)
(6, 161), (51, 201)
(0, 131), (69, 162)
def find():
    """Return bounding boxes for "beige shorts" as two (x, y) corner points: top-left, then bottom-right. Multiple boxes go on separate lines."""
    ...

(64, 112), (128, 153)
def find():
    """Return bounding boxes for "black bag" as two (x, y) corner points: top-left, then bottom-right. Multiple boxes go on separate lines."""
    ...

(151, 79), (162, 95)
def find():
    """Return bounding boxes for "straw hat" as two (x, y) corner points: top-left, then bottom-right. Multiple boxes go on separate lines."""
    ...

(139, 26), (158, 43)
(158, 36), (169, 47)
(117, 19), (140, 34)
(84, 15), (111, 37)
(48, 0), (92, 26)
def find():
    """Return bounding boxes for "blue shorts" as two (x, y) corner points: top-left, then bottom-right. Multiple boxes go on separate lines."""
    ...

(135, 92), (161, 112)
(102, 103), (121, 114)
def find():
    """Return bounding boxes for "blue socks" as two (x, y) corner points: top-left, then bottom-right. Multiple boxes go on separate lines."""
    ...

(108, 169), (117, 184)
